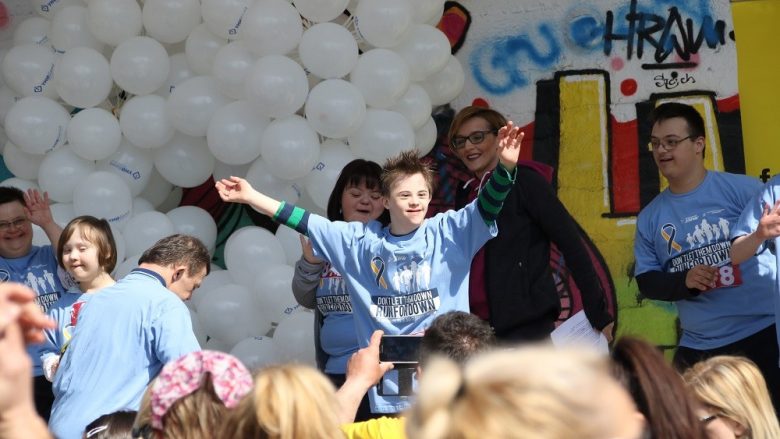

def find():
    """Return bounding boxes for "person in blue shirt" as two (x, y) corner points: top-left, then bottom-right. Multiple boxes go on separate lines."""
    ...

(40, 215), (118, 382)
(48, 234), (210, 439)
(0, 186), (74, 421)
(216, 126), (523, 414)
(633, 102), (778, 406)
(291, 159), (387, 421)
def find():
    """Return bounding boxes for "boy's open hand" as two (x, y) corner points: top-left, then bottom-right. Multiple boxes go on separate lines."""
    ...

(496, 121), (524, 172)
(24, 189), (53, 228)
(756, 200), (780, 241)
(215, 176), (256, 205)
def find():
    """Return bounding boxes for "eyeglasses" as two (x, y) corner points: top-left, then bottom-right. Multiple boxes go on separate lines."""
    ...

(0, 217), (29, 231)
(648, 135), (694, 151)
(450, 130), (498, 150)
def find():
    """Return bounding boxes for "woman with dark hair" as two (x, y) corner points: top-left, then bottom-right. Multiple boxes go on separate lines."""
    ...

(610, 336), (706, 439)
(291, 159), (387, 421)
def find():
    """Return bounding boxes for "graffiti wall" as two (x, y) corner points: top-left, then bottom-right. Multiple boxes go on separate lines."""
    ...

(442, 0), (747, 348)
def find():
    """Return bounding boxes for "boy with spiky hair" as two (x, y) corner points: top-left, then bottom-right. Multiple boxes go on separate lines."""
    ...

(217, 123), (522, 413)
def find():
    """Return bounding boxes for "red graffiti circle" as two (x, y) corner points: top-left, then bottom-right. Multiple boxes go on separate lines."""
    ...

(611, 57), (625, 71)
(472, 97), (489, 108)
(620, 79), (638, 96)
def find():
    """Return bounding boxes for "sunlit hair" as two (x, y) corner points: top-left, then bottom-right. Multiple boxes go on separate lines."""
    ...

(407, 346), (640, 439)
(219, 364), (342, 439)
(684, 355), (780, 439)
(326, 159), (388, 224)
(58, 215), (118, 274)
(418, 311), (496, 367)
(447, 106), (508, 148)
(138, 234), (210, 277)
(381, 150), (436, 196)
(610, 336), (705, 439)
(84, 411), (136, 439)
(132, 377), (229, 439)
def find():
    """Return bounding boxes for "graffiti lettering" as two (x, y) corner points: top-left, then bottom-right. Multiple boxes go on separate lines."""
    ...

(653, 71), (696, 90)
(604, 0), (729, 63)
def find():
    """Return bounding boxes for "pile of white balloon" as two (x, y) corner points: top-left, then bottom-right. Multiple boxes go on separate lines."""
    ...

(0, 0), (463, 370)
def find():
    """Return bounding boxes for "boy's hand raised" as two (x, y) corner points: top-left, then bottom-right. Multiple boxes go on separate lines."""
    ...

(496, 121), (524, 172)
(216, 176), (282, 218)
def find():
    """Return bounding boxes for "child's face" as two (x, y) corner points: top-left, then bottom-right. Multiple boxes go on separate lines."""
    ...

(340, 182), (384, 224)
(383, 173), (431, 235)
(62, 231), (104, 285)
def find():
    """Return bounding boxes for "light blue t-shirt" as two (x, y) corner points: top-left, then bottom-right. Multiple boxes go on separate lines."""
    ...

(0, 245), (75, 375)
(48, 269), (200, 439)
(316, 263), (360, 374)
(732, 174), (780, 354)
(307, 199), (496, 412)
(634, 171), (775, 349)
(39, 288), (94, 366)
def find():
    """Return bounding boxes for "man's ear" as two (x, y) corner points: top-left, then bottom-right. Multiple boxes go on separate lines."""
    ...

(172, 267), (185, 283)
(695, 137), (705, 154)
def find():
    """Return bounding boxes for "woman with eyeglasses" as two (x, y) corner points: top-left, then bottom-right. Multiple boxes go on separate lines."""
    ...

(684, 355), (780, 439)
(446, 105), (614, 343)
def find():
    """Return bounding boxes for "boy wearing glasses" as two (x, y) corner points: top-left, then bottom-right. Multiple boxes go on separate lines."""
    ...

(633, 102), (778, 404)
(0, 186), (74, 421)
(447, 105), (615, 343)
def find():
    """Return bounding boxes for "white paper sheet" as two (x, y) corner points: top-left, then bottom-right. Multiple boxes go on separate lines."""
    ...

(550, 310), (609, 354)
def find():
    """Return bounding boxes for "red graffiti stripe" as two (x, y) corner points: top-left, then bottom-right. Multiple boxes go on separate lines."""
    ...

(610, 116), (640, 213)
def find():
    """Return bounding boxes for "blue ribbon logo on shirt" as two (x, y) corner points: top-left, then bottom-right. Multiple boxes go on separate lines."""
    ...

(370, 256), (388, 289)
(661, 223), (682, 255)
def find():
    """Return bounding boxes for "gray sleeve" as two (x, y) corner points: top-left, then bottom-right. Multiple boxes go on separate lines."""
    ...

(292, 257), (326, 309)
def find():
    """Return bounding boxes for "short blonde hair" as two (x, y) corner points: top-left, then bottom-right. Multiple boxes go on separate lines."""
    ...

(219, 364), (343, 439)
(684, 356), (780, 439)
(407, 346), (639, 439)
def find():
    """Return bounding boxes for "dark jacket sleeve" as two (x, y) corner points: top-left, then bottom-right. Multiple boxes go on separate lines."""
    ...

(518, 169), (614, 330)
(635, 270), (700, 301)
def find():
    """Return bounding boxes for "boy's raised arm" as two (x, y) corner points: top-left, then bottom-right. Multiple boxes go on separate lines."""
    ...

(215, 176), (282, 217)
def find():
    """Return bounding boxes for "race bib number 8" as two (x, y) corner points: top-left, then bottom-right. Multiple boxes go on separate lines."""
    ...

(715, 264), (742, 288)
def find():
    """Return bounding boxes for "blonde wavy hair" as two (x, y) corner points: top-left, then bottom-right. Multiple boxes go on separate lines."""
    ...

(683, 356), (780, 439)
(218, 364), (343, 439)
(406, 346), (643, 439)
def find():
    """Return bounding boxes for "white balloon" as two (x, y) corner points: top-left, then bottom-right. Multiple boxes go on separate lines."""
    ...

(30, 0), (82, 19)
(142, 0), (201, 44)
(2, 44), (58, 98)
(110, 37), (170, 96)
(189, 310), (208, 347)
(184, 24), (226, 76)
(211, 41), (255, 100)
(54, 47), (112, 108)
(305, 79), (365, 139)
(119, 94), (175, 149)
(68, 108), (121, 161)
(253, 264), (300, 324)
(198, 284), (257, 345)
(50, 202), (76, 228)
(72, 171), (133, 229)
(353, 0), (413, 48)
(393, 24), (450, 81)
(297, 23), (358, 80)
(244, 55), (308, 118)
(201, 0), (253, 40)
(207, 100), (268, 165)
(87, 0), (143, 46)
(390, 84), (432, 130)
(415, 116), (437, 156)
(166, 206), (218, 254)
(411, 0), (446, 24)
(240, 0), (302, 56)
(260, 115), (320, 180)
(0, 86), (20, 123)
(421, 55), (465, 105)
(230, 336), (279, 370)
(97, 140), (154, 196)
(50, 6), (105, 53)
(348, 109), (414, 164)
(154, 133), (216, 187)
(0, 177), (40, 192)
(166, 76), (230, 137)
(273, 312), (315, 365)
(13, 16), (50, 46)
(155, 52), (194, 98)
(349, 49), (410, 109)
(192, 268), (234, 310)
(203, 337), (232, 353)
(245, 158), (302, 204)
(132, 197), (155, 215)
(110, 225), (127, 269)
(37, 146), (96, 203)
(212, 160), (251, 183)
(139, 168), (174, 207)
(5, 96), (70, 155)
(224, 226), (286, 287)
(304, 139), (355, 210)
(293, 0), (348, 23)
(122, 211), (175, 256)
(275, 225), (303, 266)
(113, 252), (141, 279)
(2, 141), (43, 180)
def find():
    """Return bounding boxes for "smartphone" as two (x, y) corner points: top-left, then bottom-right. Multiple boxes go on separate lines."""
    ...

(379, 335), (423, 364)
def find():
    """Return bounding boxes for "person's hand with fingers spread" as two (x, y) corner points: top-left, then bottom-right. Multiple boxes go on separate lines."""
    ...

(336, 330), (394, 424)
(685, 264), (718, 292)
(299, 235), (322, 265)
(24, 188), (62, 247)
(732, 200), (780, 265)
(496, 121), (524, 173)
(215, 176), (282, 218)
